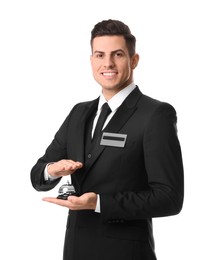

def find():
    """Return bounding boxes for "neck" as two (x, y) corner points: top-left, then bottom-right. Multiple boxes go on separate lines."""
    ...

(102, 90), (117, 101)
(102, 81), (134, 101)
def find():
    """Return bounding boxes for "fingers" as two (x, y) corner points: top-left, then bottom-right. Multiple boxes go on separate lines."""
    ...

(42, 196), (81, 210)
(48, 160), (83, 177)
(55, 160), (83, 171)
(43, 197), (72, 208)
(43, 193), (97, 211)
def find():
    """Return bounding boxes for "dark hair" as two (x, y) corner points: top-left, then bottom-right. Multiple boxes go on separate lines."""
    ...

(91, 19), (136, 57)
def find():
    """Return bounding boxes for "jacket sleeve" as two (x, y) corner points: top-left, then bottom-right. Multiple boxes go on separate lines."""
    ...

(30, 110), (72, 192)
(100, 103), (184, 222)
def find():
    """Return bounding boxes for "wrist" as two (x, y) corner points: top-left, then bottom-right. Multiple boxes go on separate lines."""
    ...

(88, 193), (97, 210)
(47, 163), (56, 177)
(44, 163), (59, 180)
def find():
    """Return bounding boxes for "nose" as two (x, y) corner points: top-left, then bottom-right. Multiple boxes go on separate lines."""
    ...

(103, 55), (114, 68)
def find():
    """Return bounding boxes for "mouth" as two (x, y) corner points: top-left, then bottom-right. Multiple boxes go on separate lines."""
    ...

(101, 71), (118, 78)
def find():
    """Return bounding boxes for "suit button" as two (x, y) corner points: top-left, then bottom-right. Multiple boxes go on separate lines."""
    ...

(87, 154), (92, 159)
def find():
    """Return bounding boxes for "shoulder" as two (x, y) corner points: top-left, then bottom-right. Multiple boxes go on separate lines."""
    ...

(75, 97), (99, 109)
(68, 97), (99, 114)
(136, 92), (178, 137)
(136, 88), (176, 117)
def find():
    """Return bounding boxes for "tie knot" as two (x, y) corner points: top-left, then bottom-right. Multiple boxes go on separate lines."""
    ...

(101, 102), (111, 113)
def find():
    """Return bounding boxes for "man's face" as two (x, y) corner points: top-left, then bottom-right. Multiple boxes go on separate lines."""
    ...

(90, 35), (139, 98)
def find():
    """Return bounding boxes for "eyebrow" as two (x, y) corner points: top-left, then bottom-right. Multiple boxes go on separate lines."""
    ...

(93, 49), (126, 55)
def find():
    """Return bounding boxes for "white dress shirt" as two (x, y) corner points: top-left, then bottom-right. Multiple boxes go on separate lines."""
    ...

(44, 83), (137, 212)
(92, 83), (136, 136)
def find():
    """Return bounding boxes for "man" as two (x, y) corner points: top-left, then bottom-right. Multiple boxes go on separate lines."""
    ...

(31, 19), (184, 260)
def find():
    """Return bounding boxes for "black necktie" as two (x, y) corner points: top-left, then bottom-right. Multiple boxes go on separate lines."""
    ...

(93, 103), (111, 140)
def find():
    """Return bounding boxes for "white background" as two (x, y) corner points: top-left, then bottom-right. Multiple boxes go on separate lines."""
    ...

(0, 0), (216, 259)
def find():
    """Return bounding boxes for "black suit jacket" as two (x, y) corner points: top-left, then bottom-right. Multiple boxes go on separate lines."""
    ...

(31, 86), (184, 260)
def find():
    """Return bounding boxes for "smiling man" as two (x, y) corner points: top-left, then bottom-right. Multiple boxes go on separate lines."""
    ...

(90, 35), (139, 99)
(31, 19), (184, 260)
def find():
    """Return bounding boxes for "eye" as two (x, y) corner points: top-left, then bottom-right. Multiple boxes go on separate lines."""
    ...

(95, 53), (104, 58)
(115, 52), (123, 57)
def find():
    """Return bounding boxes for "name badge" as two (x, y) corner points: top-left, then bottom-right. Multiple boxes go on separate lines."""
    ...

(100, 132), (127, 148)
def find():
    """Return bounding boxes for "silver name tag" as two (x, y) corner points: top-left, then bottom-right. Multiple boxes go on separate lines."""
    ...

(100, 132), (127, 148)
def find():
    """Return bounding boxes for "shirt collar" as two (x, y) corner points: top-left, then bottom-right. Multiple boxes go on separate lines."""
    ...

(98, 83), (136, 112)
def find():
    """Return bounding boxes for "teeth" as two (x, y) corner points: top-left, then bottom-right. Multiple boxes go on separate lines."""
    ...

(103, 72), (116, 76)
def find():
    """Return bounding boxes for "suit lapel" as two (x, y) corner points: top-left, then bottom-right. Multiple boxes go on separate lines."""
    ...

(103, 101), (137, 133)
(83, 86), (142, 176)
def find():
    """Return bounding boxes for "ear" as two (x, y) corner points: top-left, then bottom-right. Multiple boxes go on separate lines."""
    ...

(131, 53), (139, 69)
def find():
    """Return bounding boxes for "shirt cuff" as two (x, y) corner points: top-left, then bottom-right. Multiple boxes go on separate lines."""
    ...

(95, 194), (101, 213)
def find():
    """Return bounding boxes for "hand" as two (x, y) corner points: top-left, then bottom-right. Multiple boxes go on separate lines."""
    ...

(48, 159), (83, 178)
(43, 192), (97, 210)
